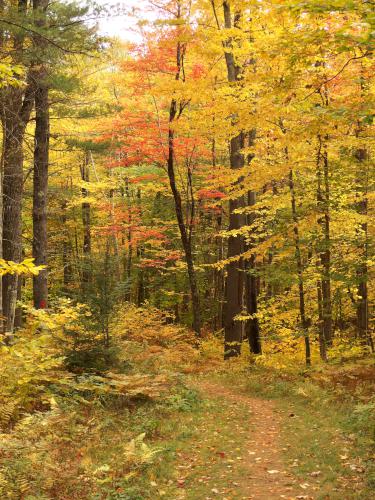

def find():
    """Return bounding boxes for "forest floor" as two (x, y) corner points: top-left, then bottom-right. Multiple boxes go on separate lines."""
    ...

(172, 379), (306, 499)
(142, 363), (374, 500)
(2, 333), (374, 499)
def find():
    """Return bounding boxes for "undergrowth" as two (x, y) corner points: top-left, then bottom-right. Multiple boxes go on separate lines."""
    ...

(1, 300), (374, 498)
(0, 301), (203, 498)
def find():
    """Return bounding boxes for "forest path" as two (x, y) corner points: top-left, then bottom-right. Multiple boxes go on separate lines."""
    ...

(173, 379), (312, 500)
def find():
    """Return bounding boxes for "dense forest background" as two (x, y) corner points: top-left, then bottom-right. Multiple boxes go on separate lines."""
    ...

(0, 0), (374, 498)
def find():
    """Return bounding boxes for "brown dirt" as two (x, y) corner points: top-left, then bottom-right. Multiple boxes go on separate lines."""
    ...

(183, 380), (313, 500)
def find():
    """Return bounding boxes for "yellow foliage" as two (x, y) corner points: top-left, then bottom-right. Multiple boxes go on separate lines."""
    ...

(0, 258), (45, 277)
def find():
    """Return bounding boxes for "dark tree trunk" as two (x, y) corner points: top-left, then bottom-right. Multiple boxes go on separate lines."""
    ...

(1, 0), (41, 330)
(136, 187), (145, 306)
(80, 152), (91, 296)
(2, 96), (32, 331)
(244, 128), (261, 355)
(0, 0), (5, 334)
(317, 281), (328, 361)
(2, 120), (23, 332)
(80, 161), (91, 294)
(289, 169), (311, 366)
(210, 134), (224, 331)
(245, 255), (261, 354)
(167, 107), (201, 335)
(222, 1), (247, 358)
(32, 0), (49, 309)
(165, 15), (201, 335)
(354, 147), (372, 350)
(61, 199), (72, 293)
(316, 136), (333, 347)
(32, 73), (49, 308)
(244, 190), (261, 355)
(224, 133), (246, 358)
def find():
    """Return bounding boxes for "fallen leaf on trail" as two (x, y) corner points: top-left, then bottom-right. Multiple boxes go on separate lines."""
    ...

(310, 471), (321, 477)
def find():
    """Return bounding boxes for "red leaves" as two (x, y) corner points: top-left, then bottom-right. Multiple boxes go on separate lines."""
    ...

(197, 189), (225, 200)
(136, 228), (166, 242)
(139, 250), (182, 269)
(191, 63), (206, 80)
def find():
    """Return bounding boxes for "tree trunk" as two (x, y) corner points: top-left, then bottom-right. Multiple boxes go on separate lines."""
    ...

(316, 136), (333, 347)
(2, 109), (26, 332)
(0, 0), (4, 334)
(61, 199), (72, 293)
(222, 1), (247, 358)
(244, 190), (261, 354)
(32, 67), (49, 308)
(354, 147), (372, 350)
(167, 106), (201, 335)
(80, 152), (91, 296)
(289, 169), (311, 366)
(165, 15), (201, 335)
(136, 187), (145, 306)
(224, 133), (246, 358)
(1, 0), (38, 331)
(32, 0), (49, 309)
(244, 128), (261, 355)
(317, 281), (328, 361)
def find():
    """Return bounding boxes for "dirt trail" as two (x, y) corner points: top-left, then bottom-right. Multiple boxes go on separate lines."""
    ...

(177, 380), (312, 500)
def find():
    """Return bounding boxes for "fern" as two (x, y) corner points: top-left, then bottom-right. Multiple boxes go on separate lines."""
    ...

(0, 400), (17, 429)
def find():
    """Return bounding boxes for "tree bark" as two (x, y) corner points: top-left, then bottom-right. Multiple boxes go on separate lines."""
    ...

(223, 133), (246, 358)
(167, 100), (201, 335)
(245, 190), (261, 355)
(80, 152), (91, 296)
(316, 136), (333, 347)
(2, 89), (33, 331)
(33, 84), (49, 309)
(244, 129), (261, 355)
(354, 147), (372, 350)
(221, 1), (247, 358)
(1, 0), (39, 330)
(61, 198), (72, 293)
(32, 79), (49, 308)
(289, 169), (311, 366)
(317, 281), (327, 361)
(166, 12), (201, 335)
(32, 0), (49, 308)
